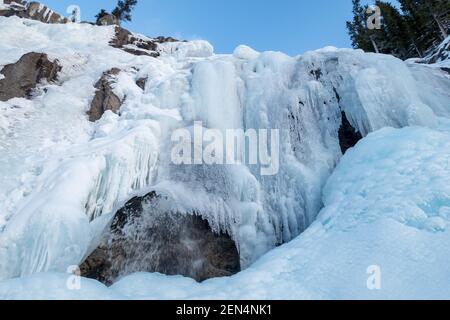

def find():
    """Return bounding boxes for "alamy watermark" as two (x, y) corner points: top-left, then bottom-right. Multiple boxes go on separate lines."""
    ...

(367, 5), (382, 30)
(66, 265), (81, 291)
(367, 265), (382, 290)
(171, 121), (280, 176)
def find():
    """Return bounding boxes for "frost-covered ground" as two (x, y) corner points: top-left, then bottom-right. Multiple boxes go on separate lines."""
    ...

(0, 15), (450, 299)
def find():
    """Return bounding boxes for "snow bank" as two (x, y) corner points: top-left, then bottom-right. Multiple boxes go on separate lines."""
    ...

(0, 273), (120, 300)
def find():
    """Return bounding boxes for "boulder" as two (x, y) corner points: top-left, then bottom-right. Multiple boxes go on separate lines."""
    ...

(80, 192), (241, 285)
(87, 68), (122, 122)
(97, 14), (118, 26)
(0, 52), (61, 101)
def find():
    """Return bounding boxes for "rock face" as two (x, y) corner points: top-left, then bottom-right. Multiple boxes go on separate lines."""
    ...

(80, 192), (241, 285)
(110, 26), (160, 57)
(110, 26), (182, 58)
(88, 68), (122, 122)
(97, 14), (118, 26)
(0, 52), (61, 101)
(0, 0), (68, 24)
(338, 112), (363, 154)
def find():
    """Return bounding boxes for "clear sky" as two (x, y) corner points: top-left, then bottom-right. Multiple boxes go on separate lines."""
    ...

(42, 0), (383, 56)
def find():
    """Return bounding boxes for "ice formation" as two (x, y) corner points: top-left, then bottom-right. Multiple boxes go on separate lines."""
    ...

(0, 12), (449, 299)
(2, 125), (450, 299)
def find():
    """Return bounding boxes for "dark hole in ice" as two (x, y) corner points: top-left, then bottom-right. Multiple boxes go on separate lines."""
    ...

(80, 192), (241, 286)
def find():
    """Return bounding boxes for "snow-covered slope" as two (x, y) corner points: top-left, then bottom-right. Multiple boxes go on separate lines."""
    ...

(0, 12), (450, 299)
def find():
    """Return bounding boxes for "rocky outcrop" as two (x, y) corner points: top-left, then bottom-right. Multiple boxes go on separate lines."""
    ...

(97, 14), (118, 26)
(0, 0), (68, 24)
(0, 52), (61, 101)
(110, 26), (182, 58)
(338, 112), (362, 154)
(110, 26), (160, 57)
(80, 192), (241, 285)
(87, 68), (122, 122)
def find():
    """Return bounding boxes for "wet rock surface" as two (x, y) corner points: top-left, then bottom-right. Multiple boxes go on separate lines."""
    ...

(80, 192), (241, 285)
(0, 52), (61, 101)
(88, 68), (122, 122)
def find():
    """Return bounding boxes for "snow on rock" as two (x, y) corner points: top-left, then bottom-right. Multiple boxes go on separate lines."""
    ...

(419, 36), (450, 68)
(0, 12), (450, 290)
(158, 40), (214, 59)
(0, 0), (68, 24)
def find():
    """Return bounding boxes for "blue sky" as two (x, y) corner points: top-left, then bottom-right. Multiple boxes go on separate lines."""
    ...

(43, 0), (385, 55)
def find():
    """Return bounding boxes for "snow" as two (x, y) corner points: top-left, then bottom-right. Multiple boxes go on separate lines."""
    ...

(0, 273), (120, 300)
(0, 14), (449, 299)
(233, 45), (260, 60)
(158, 40), (214, 59)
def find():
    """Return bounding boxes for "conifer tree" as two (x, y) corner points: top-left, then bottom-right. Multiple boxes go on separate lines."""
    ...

(95, 9), (109, 24)
(95, 0), (138, 25)
(346, 0), (374, 52)
(112, 0), (138, 24)
(347, 0), (450, 59)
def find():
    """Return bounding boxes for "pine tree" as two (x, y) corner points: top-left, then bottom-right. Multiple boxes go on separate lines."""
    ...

(375, 1), (412, 59)
(95, 0), (138, 25)
(112, 0), (138, 24)
(95, 9), (109, 24)
(426, 0), (450, 38)
(346, 0), (375, 52)
(348, 0), (450, 60)
(399, 0), (448, 54)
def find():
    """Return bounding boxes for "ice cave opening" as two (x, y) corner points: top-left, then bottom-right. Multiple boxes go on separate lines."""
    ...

(80, 191), (241, 285)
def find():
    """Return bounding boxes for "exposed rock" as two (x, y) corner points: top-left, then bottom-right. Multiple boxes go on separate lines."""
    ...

(310, 68), (323, 80)
(97, 14), (118, 26)
(110, 26), (159, 58)
(109, 26), (183, 58)
(80, 192), (241, 285)
(87, 68), (122, 122)
(0, 0), (68, 24)
(154, 36), (179, 43)
(135, 77), (147, 90)
(338, 112), (362, 154)
(0, 52), (61, 102)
